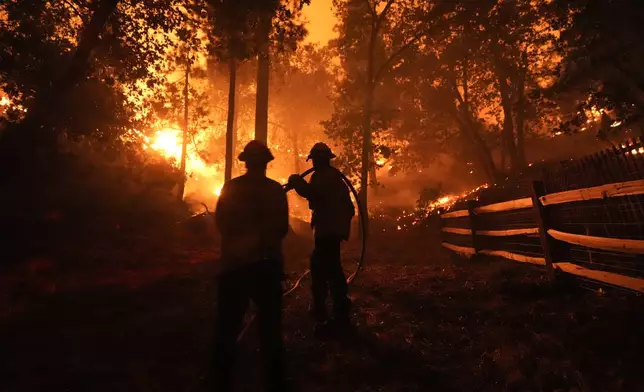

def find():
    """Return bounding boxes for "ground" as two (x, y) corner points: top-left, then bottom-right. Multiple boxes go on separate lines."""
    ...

(2, 219), (644, 392)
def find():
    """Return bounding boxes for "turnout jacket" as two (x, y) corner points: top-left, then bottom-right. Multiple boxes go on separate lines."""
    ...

(293, 166), (355, 240)
(215, 172), (289, 274)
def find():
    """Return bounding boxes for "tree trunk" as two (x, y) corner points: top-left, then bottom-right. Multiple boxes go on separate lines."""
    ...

(462, 121), (499, 184)
(491, 49), (519, 175)
(497, 72), (519, 174)
(456, 56), (499, 184)
(500, 142), (507, 172)
(21, 0), (120, 141)
(361, 84), (375, 208)
(232, 74), (240, 177)
(225, 59), (237, 183)
(292, 128), (301, 173)
(177, 53), (190, 201)
(462, 56), (469, 111)
(369, 156), (378, 190)
(360, 16), (379, 210)
(254, 12), (272, 144)
(463, 128), (493, 183)
(515, 61), (527, 169)
(453, 106), (500, 184)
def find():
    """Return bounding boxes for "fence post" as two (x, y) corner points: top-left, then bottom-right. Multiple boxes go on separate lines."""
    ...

(530, 180), (556, 279)
(467, 200), (480, 258)
(438, 207), (445, 244)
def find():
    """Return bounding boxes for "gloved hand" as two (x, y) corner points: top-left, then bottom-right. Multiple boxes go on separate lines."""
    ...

(288, 174), (303, 187)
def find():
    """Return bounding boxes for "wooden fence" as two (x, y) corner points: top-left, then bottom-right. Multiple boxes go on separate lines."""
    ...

(441, 138), (644, 294)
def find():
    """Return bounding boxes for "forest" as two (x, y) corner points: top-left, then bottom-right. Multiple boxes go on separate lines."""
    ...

(3, 1), (644, 391)
(2, 0), (643, 225)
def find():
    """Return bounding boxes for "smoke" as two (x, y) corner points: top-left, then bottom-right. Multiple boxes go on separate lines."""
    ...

(369, 152), (474, 209)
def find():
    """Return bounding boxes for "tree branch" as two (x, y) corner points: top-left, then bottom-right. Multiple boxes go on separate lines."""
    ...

(373, 29), (423, 84)
(450, 80), (465, 107)
(363, 0), (378, 21)
(268, 120), (288, 132)
(375, 0), (397, 30)
(371, 0), (456, 84)
(62, 0), (89, 24)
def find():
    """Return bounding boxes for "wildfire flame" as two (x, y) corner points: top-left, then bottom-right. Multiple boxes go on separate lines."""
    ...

(144, 127), (224, 199)
(432, 184), (489, 214)
(149, 128), (183, 159)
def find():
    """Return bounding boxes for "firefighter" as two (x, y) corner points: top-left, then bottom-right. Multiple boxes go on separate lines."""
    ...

(288, 142), (355, 336)
(209, 140), (291, 391)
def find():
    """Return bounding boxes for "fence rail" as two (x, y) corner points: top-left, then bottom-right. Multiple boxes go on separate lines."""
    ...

(440, 137), (644, 294)
(478, 228), (539, 236)
(440, 209), (469, 219)
(547, 229), (644, 254)
(474, 197), (533, 214)
(539, 179), (644, 206)
(441, 227), (472, 235)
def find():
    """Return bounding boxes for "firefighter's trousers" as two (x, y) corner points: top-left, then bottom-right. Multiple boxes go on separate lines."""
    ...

(209, 259), (286, 391)
(310, 235), (352, 322)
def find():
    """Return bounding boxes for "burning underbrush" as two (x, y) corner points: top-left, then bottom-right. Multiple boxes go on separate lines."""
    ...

(365, 183), (490, 233)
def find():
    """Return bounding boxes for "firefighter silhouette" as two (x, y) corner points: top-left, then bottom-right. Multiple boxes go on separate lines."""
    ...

(288, 142), (355, 336)
(209, 140), (291, 391)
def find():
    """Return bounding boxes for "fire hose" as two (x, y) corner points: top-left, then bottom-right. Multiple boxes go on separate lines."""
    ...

(180, 167), (367, 390)
(282, 166), (367, 289)
(175, 167), (368, 342)
(236, 166), (368, 342)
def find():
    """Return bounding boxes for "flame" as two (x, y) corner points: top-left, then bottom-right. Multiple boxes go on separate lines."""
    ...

(588, 105), (604, 120)
(0, 95), (26, 114)
(433, 184), (489, 214)
(144, 127), (224, 200)
(150, 128), (183, 160)
(382, 183), (489, 230)
(622, 147), (644, 156)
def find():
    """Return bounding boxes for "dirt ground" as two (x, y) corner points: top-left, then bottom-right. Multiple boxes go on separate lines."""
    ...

(2, 220), (644, 392)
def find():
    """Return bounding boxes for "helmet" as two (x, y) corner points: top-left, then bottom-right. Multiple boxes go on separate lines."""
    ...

(238, 140), (274, 163)
(307, 142), (336, 161)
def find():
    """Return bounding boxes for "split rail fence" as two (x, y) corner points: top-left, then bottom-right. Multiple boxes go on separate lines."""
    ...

(441, 138), (644, 294)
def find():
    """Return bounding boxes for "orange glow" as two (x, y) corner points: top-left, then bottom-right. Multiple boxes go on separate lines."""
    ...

(0, 95), (26, 115)
(434, 184), (489, 214)
(302, 2), (337, 45)
(144, 127), (224, 201)
(149, 128), (183, 160)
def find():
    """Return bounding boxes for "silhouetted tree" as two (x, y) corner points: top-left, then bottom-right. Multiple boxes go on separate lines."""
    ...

(553, 0), (644, 134)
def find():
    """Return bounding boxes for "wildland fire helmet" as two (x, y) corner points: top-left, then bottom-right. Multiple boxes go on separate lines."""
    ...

(238, 140), (274, 163)
(307, 142), (337, 161)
